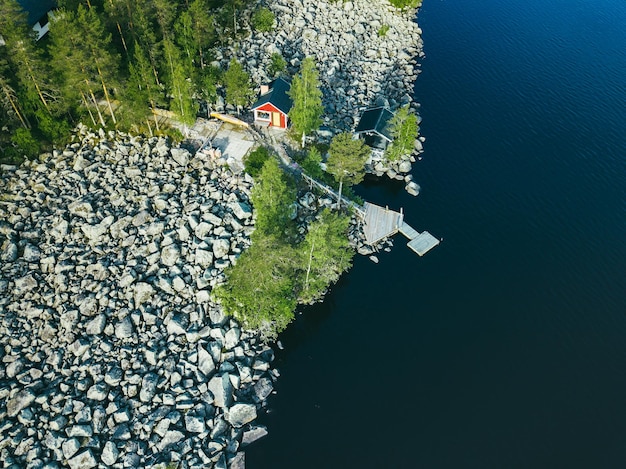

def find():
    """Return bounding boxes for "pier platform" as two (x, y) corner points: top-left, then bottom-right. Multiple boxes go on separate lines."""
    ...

(362, 203), (440, 256)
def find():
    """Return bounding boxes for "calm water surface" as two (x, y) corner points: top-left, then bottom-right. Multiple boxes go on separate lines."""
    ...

(248, 0), (626, 467)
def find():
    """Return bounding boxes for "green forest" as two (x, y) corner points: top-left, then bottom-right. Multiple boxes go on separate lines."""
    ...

(0, 0), (264, 162)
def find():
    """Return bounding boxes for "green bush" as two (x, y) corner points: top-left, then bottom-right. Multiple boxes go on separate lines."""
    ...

(268, 52), (287, 78)
(378, 24), (390, 37)
(252, 8), (275, 32)
(389, 0), (422, 9)
(11, 128), (40, 159)
(244, 146), (272, 177)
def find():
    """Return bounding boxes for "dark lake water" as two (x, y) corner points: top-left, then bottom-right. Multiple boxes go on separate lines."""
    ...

(248, 0), (626, 467)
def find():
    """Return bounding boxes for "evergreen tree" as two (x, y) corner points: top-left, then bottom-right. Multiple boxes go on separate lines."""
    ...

(49, 5), (121, 127)
(301, 146), (324, 180)
(214, 235), (298, 339)
(326, 132), (370, 210)
(386, 104), (419, 161)
(268, 52), (287, 78)
(223, 59), (252, 113)
(299, 209), (353, 304)
(250, 157), (296, 238)
(288, 57), (324, 148)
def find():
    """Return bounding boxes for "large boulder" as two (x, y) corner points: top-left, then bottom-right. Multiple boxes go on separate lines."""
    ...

(226, 403), (257, 428)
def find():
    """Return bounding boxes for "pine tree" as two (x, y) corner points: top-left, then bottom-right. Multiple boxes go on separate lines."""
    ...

(299, 209), (353, 304)
(49, 5), (121, 127)
(386, 105), (419, 161)
(250, 157), (296, 238)
(288, 57), (324, 148)
(0, 0), (57, 115)
(223, 59), (252, 113)
(326, 132), (370, 210)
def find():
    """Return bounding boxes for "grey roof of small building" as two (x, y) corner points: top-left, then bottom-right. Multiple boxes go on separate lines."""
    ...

(355, 107), (395, 142)
(251, 77), (292, 115)
(17, 0), (55, 26)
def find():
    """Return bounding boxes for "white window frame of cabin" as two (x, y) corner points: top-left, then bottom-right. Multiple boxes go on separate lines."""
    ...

(255, 110), (271, 121)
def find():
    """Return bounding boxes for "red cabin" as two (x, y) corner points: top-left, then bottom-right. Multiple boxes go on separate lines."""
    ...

(251, 77), (292, 129)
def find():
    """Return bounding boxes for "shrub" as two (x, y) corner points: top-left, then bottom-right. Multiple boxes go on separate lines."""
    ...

(389, 0), (422, 9)
(244, 146), (271, 177)
(11, 128), (40, 159)
(268, 53), (287, 77)
(252, 8), (275, 32)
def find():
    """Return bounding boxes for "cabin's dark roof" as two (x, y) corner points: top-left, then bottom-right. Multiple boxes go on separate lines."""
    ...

(355, 107), (395, 142)
(251, 77), (292, 115)
(17, 0), (55, 26)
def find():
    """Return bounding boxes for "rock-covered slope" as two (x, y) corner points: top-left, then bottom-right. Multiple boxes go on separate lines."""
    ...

(0, 127), (275, 468)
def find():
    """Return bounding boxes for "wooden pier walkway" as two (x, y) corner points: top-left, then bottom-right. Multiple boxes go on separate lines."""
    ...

(255, 140), (439, 256)
(363, 203), (440, 256)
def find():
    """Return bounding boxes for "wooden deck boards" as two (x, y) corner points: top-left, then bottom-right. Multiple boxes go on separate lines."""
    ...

(363, 202), (403, 245)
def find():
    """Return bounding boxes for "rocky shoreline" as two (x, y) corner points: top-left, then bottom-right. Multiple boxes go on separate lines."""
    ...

(221, 0), (426, 184)
(0, 127), (277, 468)
(0, 1), (425, 467)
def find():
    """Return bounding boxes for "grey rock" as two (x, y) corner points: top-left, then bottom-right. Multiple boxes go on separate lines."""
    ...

(1, 239), (18, 262)
(68, 200), (93, 219)
(133, 282), (155, 308)
(62, 438), (81, 459)
(208, 374), (233, 409)
(254, 376), (274, 402)
(171, 148), (190, 166)
(66, 425), (93, 437)
(49, 416), (68, 431)
(139, 373), (158, 403)
(226, 403), (257, 428)
(86, 382), (108, 401)
(114, 316), (133, 339)
(157, 430), (184, 451)
(85, 314), (106, 335)
(167, 313), (188, 336)
(230, 452), (246, 469)
(67, 449), (97, 469)
(23, 243), (41, 262)
(104, 366), (123, 386)
(184, 414), (206, 433)
(194, 222), (212, 239)
(7, 388), (36, 417)
(224, 327), (240, 350)
(161, 244), (180, 266)
(194, 248), (214, 268)
(101, 441), (119, 466)
(197, 343), (215, 377)
(406, 181), (420, 196)
(229, 201), (252, 220)
(242, 425), (268, 446)
(212, 238), (230, 259)
(14, 273), (38, 295)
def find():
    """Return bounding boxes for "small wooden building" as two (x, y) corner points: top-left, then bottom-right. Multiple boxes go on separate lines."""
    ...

(251, 77), (292, 129)
(355, 106), (395, 151)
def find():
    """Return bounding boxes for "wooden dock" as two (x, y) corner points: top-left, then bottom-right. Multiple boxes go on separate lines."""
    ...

(363, 203), (440, 256)
(363, 202), (403, 244)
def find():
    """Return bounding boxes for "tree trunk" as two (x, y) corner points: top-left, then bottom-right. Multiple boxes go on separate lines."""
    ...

(3, 86), (28, 129)
(116, 22), (128, 53)
(95, 61), (117, 124)
(304, 238), (315, 292)
(336, 178), (343, 211)
(150, 100), (160, 131)
(88, 87), (106, 127)
(301, 131), (306, 149)
(80, 91), (97, 127)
